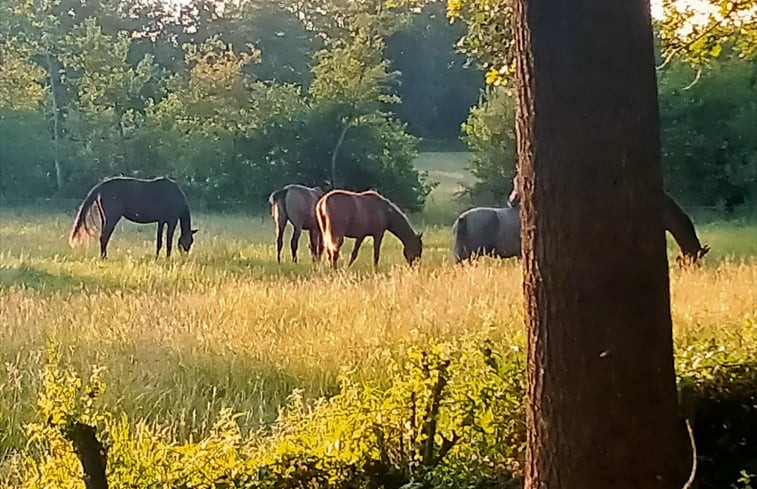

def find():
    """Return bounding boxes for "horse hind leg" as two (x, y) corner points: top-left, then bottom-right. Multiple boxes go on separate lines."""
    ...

(274, 214), (287, 264)
(156, 222), (166, 257)
(332, 236), (344, 269)
(290, 226), (302, 263)
(99, 215), (121, 259)
(308, 229), (322, 262)
(324, 235), (342, 269)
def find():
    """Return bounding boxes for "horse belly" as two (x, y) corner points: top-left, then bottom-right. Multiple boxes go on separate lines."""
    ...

(123, 210), (160, 224)
(495, 226), (520, 258)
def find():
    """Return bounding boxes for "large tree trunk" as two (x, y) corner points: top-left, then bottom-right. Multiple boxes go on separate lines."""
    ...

(513, 0), (688, 487)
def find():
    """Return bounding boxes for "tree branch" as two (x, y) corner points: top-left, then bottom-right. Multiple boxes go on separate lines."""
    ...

(64, 421), (109, 489)
(681, 419), (697, 489)
(656, 3), (739, 71)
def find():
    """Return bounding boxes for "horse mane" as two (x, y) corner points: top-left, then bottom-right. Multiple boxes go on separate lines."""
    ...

(367, 191), (412, 224)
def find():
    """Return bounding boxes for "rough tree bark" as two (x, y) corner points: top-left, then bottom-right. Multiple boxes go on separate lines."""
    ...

(513, 0), (688, 487)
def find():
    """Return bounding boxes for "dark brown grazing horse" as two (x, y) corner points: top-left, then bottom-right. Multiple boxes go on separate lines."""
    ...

(665, 195), (711, 265)
(316, 189), (423, 269)
(70, 177), (198, 258)
(507, 175), (710, 264)
(268, 184), (324, 263)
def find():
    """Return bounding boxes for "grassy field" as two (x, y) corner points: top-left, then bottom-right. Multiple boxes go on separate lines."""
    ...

(0, 153), (756, 478)
(1, 204), (756, 460)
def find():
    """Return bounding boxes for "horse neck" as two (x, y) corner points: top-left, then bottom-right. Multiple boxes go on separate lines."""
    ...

(663, 193), (701, 255)
(179, 207), (192, 235)
(386, 206), (416, 244)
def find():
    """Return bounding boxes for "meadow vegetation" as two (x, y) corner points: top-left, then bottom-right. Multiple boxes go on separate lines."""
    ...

(0, 196), (755, 487)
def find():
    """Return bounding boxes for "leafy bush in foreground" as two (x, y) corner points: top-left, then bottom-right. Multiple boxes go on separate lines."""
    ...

(4, 335), (756, 488)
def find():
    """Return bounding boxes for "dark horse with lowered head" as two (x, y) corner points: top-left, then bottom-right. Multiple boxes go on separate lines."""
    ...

(507, 176), (710, 264)
(269, 184), (324, 263)
(316, 189), (423, 269)
(70, 177), (198, 258)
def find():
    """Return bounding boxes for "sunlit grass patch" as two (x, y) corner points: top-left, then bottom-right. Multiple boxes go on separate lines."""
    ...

(0, 207), (755, 466)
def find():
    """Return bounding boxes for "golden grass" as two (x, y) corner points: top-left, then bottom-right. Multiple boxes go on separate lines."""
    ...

(0, 208), (755, 456)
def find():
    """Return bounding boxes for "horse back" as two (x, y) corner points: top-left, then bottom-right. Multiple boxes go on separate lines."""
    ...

(456, 207), (520, 259)
(284, 185), (321, 230)
(319, 190), (388, 238)
(99, 177), (188, 222)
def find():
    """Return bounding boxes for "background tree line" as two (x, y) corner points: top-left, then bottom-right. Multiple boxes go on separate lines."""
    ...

(456, 0), (757, 211)
(1, 0), (755, 212)
(462, 56), (757, 211)
(0, 0), (481, 210)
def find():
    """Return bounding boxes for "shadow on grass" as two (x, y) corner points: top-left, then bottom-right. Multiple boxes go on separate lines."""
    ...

(0, 263), (98, 292)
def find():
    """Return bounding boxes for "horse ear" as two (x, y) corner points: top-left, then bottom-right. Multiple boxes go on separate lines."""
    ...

(418, 232), (423, 240)
(192, 228), (199, 234)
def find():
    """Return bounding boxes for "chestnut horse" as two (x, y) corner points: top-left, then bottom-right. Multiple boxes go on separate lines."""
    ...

(316, 190), (423, 268)
(70, 176), (197, 258)
(507, 175), (710, 264)
(268, 184), (324, 263)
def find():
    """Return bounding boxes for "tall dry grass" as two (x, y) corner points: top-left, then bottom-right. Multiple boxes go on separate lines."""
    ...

(0, 208), (755, 457)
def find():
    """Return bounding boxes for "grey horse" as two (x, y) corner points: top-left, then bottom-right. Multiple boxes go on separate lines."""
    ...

(453, 206), (521, 263)
(507, 175), (710, 264)
(268, 184), (325, 263)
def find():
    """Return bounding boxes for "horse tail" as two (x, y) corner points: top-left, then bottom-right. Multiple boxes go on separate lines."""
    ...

(316, 198), (335, 252)
(69, 183), (102, 247)
(269, 187), (289, 226)
(453, 215), (468, 263)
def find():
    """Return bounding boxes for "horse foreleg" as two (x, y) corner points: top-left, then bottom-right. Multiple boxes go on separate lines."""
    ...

(99, 216), (121, 259)
(166, 220), (177, 258)
(156, 222), (166, 257)
(290, 226), (302, 263)
(348, 236), (365, 267)
(372, 233), (384, 267)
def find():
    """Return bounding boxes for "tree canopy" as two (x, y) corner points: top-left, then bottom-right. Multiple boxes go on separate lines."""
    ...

(0, 0), (480, 209)
(448, 0), (757, 85)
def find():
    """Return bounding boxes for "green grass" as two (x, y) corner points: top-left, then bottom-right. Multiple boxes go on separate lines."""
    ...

(415, 151), (476, 223)
(0, 201), (755, 472)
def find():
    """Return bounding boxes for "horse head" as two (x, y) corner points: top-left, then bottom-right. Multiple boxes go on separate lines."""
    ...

(403, 232), (423, 266)
(675, 244), (710, 267)
(179, 228), (199, 253)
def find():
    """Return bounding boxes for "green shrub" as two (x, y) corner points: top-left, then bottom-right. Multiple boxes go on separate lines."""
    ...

(6, 336), (756, 489)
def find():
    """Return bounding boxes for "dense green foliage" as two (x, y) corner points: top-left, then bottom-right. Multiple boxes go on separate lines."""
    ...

(449, 0), (757, 208)
(659, 57), (757, 209)
(460, 88), (516, 204)
(462, 58), (757, 209)
(6, 333), (756, 488)
(386, 3), (483, 142)
(0, 0), (481, 210)
(447, 0), (757, 85)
